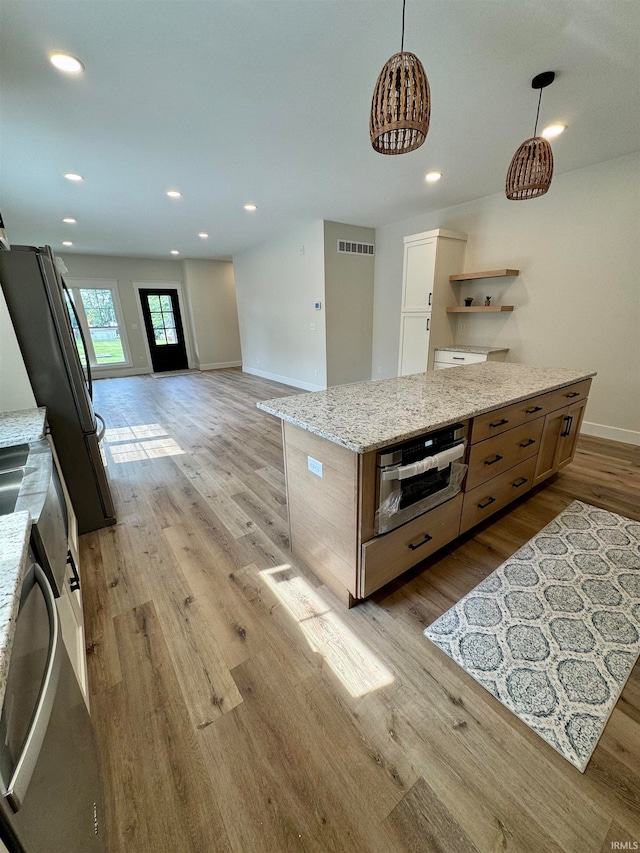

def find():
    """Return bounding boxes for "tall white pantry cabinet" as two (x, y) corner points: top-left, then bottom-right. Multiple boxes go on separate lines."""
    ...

(398, 229), (467, 375)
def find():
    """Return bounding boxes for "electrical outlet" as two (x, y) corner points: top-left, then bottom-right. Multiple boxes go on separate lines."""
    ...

(299, 245), (305, 255)
(313, 369), (318, 378)
(309, 323), (316, 331)
(255, 356), (261, 364)
(377, 366), (382, 374)
(307, 456), (323, 478)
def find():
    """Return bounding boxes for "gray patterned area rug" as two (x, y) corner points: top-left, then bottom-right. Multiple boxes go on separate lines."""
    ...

(423, 500), (640, 771)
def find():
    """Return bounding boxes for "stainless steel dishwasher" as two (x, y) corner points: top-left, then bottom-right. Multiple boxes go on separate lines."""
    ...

(0, 552), (105, 852)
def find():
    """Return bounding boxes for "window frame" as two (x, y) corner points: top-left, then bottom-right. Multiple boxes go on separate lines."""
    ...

(65, 278), (133, 370)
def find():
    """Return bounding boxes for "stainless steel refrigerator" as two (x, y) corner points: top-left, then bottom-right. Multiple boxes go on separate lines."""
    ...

(0, 245), (116, 533)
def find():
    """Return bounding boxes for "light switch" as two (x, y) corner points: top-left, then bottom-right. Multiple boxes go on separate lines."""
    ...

(309, 323), (316, 331)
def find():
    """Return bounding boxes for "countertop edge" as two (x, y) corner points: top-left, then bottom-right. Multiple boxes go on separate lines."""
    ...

(0, 511), (32, 711)
(0, 406), (48, 449)
(257, 369), (596, 454)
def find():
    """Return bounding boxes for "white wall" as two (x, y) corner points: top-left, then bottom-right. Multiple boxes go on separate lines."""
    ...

(0, 288), (36, 412)
(60, 253), (242, 377)
(181, 259), (241, 370)
(233, 220), (327, 390)
(372, 153), (640, 444)
(324, 221), (375, 387)
(60, 253), (185, 375)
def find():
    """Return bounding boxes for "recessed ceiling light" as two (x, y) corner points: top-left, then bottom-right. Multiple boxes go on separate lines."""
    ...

(62, 217), (77, 224)
(64, 172), (83, 182)
(541, 123), (566, 139)
(170, 250), (179, 255)
(50, 53), (84, 74)
(244, 203), (257, 211)
(425, 171), (442, 183)
(166, 190), (182, 198)
(198, 232), (209, 239)
(62, 241), (73, 247)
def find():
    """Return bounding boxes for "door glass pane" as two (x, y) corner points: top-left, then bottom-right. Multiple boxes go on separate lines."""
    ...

(159, 295), (172, 311)
(147, 295), (161, 312)
(154, 329), (167, 345)
(161, 310), (175, 328)
(151, 312), (165, 330)
(165, 328), (177, 344)
(79, 288), (125, 364)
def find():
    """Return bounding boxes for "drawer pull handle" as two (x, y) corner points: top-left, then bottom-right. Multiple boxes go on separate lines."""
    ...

(565, 391), (580, 398)
(477, 496), (496, 509)
(561, 415), (574, 438)
(525, 406), (542, 414)
(519, 439), (536, 448)
(452, 356), (465, 360)
(489, 419), (508, 428)
(512, 477), (528, 488)
(484, 454), (503, 466)
(408, 533), (433, 551)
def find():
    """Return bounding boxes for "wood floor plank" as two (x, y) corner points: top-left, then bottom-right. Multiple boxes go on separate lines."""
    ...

(107, 601), (231, 852)
(382, 776), (480, 853)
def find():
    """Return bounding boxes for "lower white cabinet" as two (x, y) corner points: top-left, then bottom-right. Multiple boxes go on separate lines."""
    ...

(434, 348), (508, 370)
(398, 313), (431, 376)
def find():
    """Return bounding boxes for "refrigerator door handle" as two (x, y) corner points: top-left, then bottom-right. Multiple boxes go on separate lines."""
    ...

(5, 564), (62, 813)
(95, 412), (106, 443)
(62, 277), (93, 402)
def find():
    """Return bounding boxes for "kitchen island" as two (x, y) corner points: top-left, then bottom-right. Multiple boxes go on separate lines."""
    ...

(258, 362), (595, 606)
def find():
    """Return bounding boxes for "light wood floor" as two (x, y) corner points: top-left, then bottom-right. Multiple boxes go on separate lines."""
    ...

(83, 369), (640, 853)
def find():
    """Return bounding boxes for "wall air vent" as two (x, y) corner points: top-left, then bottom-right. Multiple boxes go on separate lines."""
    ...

(337, 239), (375, 256)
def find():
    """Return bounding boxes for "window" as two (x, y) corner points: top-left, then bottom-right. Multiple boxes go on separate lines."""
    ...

(66, 279), (130, 367)
(146, 294), (178, 345)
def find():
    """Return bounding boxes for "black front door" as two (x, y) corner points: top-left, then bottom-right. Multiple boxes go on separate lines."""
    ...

(139, 288), (189, 372)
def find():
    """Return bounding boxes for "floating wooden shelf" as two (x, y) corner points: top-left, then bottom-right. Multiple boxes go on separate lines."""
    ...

(447, 306), (515, 313)
(449, 269), (520, 282)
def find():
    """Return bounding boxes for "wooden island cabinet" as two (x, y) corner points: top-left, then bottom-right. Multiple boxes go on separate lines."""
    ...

(258, 363), (594, 607)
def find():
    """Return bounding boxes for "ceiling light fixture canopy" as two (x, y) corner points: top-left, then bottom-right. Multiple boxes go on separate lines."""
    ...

(64, 172), (83, 182)
(370, 0), (430, 155)
(506, 71), (555, 201)
(425, 171), (442, 183)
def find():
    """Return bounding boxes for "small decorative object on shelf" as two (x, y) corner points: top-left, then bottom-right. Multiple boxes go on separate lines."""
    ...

(484, 296), (492, 306)
(464, 297), (474, 307)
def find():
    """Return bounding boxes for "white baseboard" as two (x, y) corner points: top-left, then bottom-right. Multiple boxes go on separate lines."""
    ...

(197, 361), (242, 371)
(93, 366), (151, 380)
(243, 366), (324, 392)
(581, 420), (640, 446)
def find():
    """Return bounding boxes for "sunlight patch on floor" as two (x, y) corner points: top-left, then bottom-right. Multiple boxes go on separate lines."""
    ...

(260, 565), (394, 698)
(104, 423), (185, 463)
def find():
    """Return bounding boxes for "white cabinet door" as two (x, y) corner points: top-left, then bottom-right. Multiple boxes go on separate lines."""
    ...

(401, 238), (436, 312)
(399, 313), (430, 376)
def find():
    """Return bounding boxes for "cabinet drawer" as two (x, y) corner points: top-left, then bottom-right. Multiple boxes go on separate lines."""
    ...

(543, 379), (592, 415)
(466, 418), (544, 490)
(461, 457), (536, 533)
(470, 379), (591, 444)
(435, 350), (488, 366)
(360, 494), (462, 597)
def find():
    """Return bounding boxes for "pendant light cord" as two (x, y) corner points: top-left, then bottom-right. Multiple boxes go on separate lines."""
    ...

(401, 0), (406, 53)
(534, 87), (542, 137)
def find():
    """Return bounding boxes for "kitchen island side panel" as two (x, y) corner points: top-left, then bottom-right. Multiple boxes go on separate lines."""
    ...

(283, 422), (359, 603)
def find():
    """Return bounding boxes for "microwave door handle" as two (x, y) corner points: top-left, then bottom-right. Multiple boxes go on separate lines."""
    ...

(384, 443), (465, 482)
(6, 564), (62, 812)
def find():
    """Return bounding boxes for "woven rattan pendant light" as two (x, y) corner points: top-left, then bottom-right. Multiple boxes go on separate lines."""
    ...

(370, 0), (430, 155)
(506, 71), (555, 200)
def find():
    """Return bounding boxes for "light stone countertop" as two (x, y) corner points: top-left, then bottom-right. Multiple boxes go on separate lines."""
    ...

(0, 407), (47, 449)
(436, 345), (510, 354)
(0, 511), (31, 710)
(257, 362), (596, 453)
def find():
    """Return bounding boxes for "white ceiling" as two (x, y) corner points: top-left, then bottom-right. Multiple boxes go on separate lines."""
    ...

(1, 1), (638, 260)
